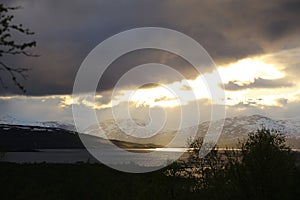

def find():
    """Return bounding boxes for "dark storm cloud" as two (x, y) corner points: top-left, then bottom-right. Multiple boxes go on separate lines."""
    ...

(223, 78), (294, 91)
(1, 0), (300, 95)
(98, 50), (196, 92)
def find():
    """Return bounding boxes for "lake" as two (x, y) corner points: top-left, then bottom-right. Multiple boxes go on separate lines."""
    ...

(0, 148), (189, 167)
(2, 148), (299, 167)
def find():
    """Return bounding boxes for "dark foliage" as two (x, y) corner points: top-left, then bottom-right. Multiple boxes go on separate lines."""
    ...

(220, 128), (299, 200)
(0, 162), (197, 200)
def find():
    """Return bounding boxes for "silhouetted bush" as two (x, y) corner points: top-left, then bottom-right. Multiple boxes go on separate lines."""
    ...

(220, 128), (299, 200)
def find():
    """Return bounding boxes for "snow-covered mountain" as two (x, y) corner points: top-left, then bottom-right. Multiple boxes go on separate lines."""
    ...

(1, 114), (299, 148)
(84, 118), (176, 145)
(0, 115), (75, 131)
(84, 115), (300, 147)
(198, 114), (298, 138)
(277, 118), (300, 137)
(196, 114), (300, 147)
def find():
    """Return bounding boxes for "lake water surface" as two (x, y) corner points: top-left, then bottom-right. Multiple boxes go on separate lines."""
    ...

(2, 148), (299, 167)
(1, 148), (188, 167)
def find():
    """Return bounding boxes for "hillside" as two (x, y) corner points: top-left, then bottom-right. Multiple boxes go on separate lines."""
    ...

(0, 124), (161, 152)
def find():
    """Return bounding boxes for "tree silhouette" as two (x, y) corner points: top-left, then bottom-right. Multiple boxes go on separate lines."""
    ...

(0, 3), (37, 92)
(168, 128), (299, 199)
(165, 137), (226, 191)
(221, 128), (298, 200)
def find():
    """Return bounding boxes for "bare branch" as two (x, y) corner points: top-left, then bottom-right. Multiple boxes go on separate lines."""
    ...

(0, 61), (28, 92)
(0, 3), (37, 92)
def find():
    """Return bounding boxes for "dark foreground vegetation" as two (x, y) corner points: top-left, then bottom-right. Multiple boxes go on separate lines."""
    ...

(0, 128), (299, 200)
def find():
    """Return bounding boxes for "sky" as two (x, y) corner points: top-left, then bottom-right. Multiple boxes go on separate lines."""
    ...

(1, 0), (300, 127)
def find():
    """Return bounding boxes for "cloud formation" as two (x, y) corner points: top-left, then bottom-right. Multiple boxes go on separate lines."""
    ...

(1, 0), (299, 95)
(224, 78), (294, 91)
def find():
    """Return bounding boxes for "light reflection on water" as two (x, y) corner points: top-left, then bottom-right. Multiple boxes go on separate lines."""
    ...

(128, 148), (188, 152)
(1, 148), (299, 167)
(1, 149), (186, 166)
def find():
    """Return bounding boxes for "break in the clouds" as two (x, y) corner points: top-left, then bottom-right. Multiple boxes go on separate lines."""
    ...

(0, 0), (300, 124)
(1, 0), (300, 95)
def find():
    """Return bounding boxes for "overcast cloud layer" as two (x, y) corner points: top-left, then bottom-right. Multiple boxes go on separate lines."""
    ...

(1, 0), (300, 95)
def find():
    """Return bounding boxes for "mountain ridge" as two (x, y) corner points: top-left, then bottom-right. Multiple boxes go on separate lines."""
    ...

(0, 114), (299, 148)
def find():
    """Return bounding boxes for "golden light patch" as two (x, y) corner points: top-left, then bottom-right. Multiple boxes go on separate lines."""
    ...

(218, 57), (285, 85)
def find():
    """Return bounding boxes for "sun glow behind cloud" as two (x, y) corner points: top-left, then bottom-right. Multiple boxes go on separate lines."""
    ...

(110, 79), (212, 108)
(221, 48), (300, 107)
(104, 50), (293, 109)
(218, 58), (285, 85)
(2, 48), (299, 114)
